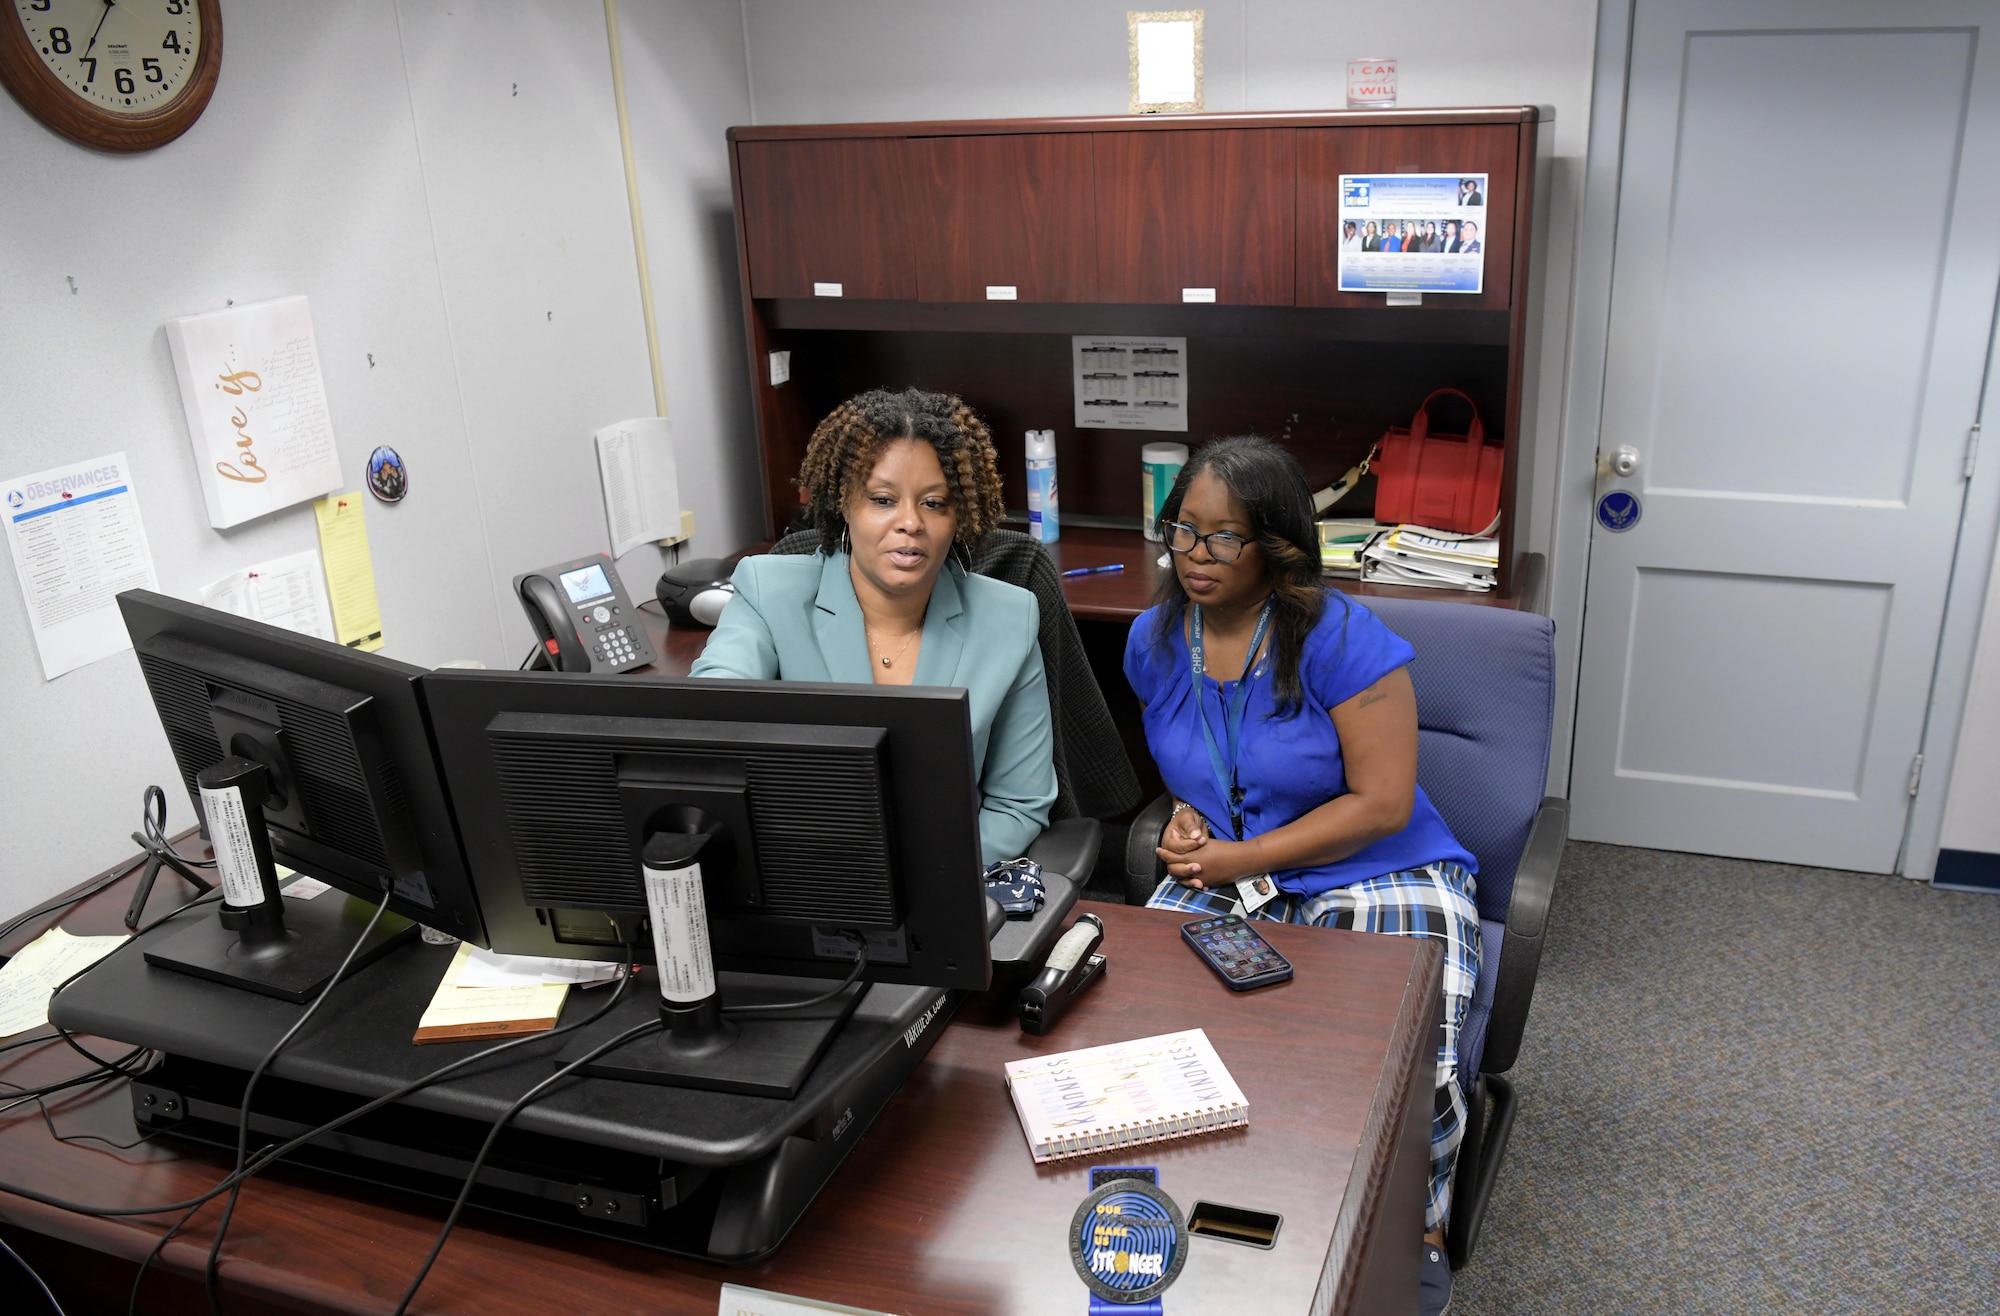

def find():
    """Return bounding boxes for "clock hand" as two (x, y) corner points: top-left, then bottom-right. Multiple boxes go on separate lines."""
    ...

(82, 0), (116, 59)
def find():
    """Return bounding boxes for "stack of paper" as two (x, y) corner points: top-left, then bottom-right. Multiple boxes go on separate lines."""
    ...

(1362, 526), (1500, 592)
(412, 943), (618, 1043)
(1318, 519), (1391, 577)
(0, 927), (128, 1038)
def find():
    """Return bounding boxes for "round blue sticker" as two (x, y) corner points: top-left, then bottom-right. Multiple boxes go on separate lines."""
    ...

(1596, 490), (1641, 533)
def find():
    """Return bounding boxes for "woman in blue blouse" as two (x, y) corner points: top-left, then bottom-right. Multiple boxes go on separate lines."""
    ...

(692, 388), (1056, 866)
(1125, 436), (1476, 1314)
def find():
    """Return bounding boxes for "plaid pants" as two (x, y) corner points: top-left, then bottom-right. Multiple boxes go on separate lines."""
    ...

(1147, 862), (1480, 1232)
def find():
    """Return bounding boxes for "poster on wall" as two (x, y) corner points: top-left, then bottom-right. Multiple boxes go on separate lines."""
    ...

(2, 451), (160, 680)
(1072, 337), (1188, 432)
(1336, 174), (1488, 295)
(166, 295), (345, 529)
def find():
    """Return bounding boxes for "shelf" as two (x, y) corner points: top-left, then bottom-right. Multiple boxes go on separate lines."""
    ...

(763, 298), (1514, 345)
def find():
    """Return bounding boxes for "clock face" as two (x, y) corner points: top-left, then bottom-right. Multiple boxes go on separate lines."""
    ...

(14, 0), (204, 116)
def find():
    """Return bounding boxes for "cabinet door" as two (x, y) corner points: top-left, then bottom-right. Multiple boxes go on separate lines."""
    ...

(737, 138), (915, 300)
(1295, 124), (1520, 309)
(1094, 129), (1296, 305)
(906, 134), (1097, 303)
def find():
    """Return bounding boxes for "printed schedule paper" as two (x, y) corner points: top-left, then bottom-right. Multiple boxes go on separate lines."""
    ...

(199, 548), (336, 642)
(1073, 336), (1188, 432)
(166, 295), (345, 529)
(2, 452), (161, 680)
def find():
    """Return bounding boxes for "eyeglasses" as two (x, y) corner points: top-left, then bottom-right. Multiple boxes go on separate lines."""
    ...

(1162, 521), (1250, 563)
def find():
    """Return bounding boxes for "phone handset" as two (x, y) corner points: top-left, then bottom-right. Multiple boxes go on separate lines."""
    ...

(518, 573), (589, 672)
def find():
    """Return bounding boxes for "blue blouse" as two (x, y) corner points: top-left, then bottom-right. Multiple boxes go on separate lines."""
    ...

(1124, 594), (1475, 897)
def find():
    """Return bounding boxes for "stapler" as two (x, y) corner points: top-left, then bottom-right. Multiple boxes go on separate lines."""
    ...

(1017, 912), (1106, 1035)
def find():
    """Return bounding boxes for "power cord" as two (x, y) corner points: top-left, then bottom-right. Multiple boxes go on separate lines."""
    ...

(0, 1231), (65, 1316)
(201, 879), (395, 1314)
(722, 940), (868, 1014)
(124, 952), (640, 1313)
(392, 1013), (665, 1315)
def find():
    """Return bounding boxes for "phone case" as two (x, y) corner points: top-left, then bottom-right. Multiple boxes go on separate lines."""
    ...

(1180, 915), (1294, 991)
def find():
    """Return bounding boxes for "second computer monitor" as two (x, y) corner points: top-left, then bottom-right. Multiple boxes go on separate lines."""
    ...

(421, 670), (993, 993)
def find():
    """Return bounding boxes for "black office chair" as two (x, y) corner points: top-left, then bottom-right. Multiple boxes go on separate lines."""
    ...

(1120, 596), (1564, 1267)
(771, 526), (1140, 886)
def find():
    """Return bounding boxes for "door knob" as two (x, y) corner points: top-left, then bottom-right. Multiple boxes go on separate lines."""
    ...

(1607, 444), (1641, 478)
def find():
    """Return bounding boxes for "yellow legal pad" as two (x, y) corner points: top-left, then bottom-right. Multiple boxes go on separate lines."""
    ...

(413, 941), (570, 1044)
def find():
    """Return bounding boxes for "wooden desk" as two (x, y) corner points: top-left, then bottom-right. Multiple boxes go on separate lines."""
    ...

(0, 850), (1439, 1315)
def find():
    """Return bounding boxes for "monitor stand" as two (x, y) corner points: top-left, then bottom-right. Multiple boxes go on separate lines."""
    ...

(555, 973), (866, 1099)
(142, 892), (416, 1004)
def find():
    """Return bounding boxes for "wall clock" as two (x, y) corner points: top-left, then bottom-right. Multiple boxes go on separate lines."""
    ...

(0, 0), (221, 152)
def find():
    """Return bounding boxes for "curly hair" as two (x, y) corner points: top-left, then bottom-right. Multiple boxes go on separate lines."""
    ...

(795, 388), (1006, 555)
(1151, 435), (1340, 718)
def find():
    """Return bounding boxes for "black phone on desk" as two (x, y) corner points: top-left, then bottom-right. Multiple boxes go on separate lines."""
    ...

(515, 554), (657, 673)
(1181, 914), (1294, 991)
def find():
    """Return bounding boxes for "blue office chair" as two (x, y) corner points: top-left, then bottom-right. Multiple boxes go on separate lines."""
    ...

(1121, 596), (1564, 1268)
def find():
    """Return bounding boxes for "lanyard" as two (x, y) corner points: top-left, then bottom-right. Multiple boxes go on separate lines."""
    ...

(1190, 597), (1273, 841)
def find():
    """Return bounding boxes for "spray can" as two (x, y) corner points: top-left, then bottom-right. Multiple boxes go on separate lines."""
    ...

(1026, 429), (1059, 543)
(1141, 442), (1189, 541)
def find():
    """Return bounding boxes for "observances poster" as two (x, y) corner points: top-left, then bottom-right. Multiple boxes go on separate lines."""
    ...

(1337, 174), (1488, 295)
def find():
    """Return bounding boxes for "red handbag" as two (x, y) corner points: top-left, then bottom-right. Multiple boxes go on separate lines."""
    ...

(1370, 389), (1503, 535)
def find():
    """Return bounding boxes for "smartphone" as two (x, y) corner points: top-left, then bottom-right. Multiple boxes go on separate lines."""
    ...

(1180, 914), (1293, 991)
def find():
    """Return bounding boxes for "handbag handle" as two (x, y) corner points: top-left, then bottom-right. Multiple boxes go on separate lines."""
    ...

(1406, 388), (1487, 447)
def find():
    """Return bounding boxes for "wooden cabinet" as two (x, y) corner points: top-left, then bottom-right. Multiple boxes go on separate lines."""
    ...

(737, 137), (914, 300)
(1296, 123), (1523, 311)
(727, 109), (1544, 598)
(906, 134), (1097, 303)
(1092, 128), (1296, 305)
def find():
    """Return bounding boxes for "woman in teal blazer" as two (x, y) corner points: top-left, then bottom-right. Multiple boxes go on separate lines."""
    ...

(691, 389), (1056, 866)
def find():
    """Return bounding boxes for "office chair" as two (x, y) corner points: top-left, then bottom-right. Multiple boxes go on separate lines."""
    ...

(1120, 596), (1563, 1268)
(771, 527), (1140, 886)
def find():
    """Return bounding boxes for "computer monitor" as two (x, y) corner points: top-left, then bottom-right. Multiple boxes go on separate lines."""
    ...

(117, 590), (484, 1002)
(420, 668), (993, 1098)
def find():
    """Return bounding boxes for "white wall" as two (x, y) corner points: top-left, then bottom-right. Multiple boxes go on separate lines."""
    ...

(740, 0), (1599, 793)
(0, 1), (753, 907)
(613, 0), (762, 550)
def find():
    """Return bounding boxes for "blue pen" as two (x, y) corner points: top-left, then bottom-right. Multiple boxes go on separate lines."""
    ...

(1060, 564), (1126, 579)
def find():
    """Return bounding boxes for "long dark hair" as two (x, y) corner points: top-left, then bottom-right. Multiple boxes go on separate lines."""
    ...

(795, 388), (1006, 557)
(1151, 436), (1340, 717)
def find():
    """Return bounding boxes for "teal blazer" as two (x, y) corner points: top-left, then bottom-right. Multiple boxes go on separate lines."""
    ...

(690, 551), (1056, 865)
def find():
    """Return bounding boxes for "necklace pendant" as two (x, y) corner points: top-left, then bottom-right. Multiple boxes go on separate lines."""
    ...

(881, 655), (892, 666)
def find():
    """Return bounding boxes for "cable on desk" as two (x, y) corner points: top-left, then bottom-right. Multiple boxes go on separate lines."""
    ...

(0, 1231), (66, 1316)
(721, 938), (867, 1014)
(201, 880), (395, 1316)
(392, 1013), (667, 1316)
(127, 952), (639, 1312)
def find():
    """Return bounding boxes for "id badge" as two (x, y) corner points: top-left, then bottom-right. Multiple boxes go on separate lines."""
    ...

(1235, 874), (1279, 914)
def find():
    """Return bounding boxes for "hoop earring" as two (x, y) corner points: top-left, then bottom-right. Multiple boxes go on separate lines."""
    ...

(837, 524), (852, 556)
(952, 539), (974, 572)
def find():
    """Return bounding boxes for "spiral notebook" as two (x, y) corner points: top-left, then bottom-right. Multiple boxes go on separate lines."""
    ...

(1002, 1028), (1249, 1163)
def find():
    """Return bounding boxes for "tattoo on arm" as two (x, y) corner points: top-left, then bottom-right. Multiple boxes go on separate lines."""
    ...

(1356, 686), (1390, 709)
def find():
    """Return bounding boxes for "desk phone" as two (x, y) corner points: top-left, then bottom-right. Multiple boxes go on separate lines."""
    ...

(515, 554), (657, 673)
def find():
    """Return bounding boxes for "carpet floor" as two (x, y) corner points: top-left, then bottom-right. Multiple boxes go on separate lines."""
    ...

(1450, 842), (2000, 1314)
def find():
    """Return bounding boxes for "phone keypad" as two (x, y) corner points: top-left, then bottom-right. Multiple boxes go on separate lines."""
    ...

(592, 624), (643, 668)
(1187, 916), (1285, 980)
